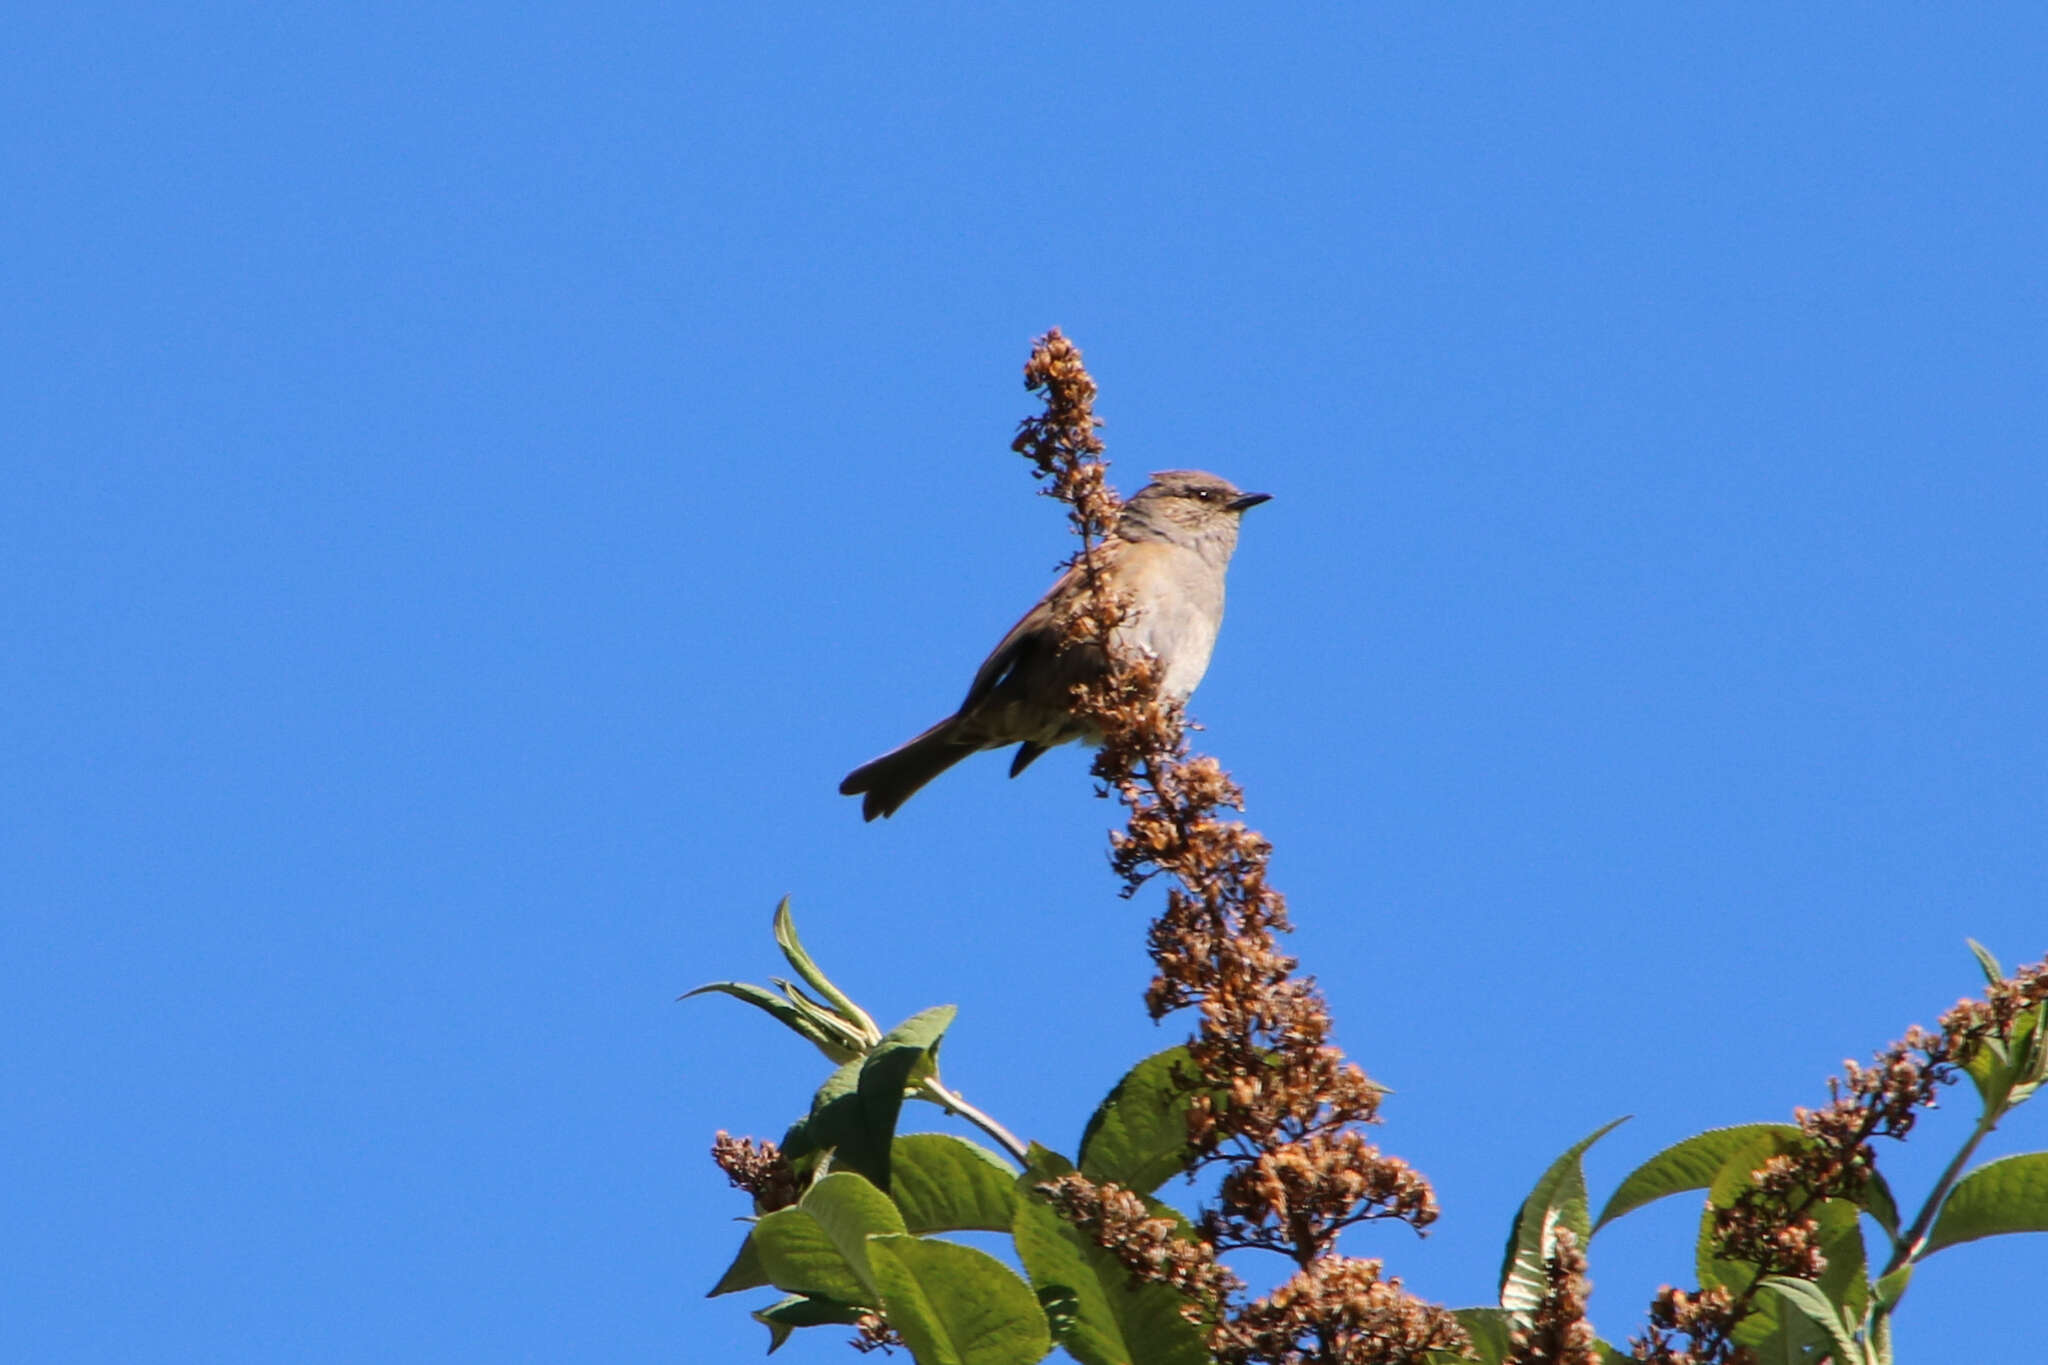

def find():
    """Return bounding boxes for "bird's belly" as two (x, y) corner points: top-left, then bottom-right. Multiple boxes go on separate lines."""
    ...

(1116, 597), (1220, 702)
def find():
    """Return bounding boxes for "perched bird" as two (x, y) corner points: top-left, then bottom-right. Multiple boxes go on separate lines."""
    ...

(840, 470), (1270, 820)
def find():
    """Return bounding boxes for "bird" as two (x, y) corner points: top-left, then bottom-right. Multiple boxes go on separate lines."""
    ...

(839, 469), (1270, 820)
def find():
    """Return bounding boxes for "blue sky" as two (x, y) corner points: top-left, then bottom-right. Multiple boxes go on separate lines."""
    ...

(7, 7), (2045, 1361)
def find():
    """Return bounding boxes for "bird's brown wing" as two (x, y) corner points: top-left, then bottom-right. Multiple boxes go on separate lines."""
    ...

(957, 556), (1090, 713)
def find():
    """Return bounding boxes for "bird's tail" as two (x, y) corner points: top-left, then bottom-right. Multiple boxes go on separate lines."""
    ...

(839, 718), (981, 821)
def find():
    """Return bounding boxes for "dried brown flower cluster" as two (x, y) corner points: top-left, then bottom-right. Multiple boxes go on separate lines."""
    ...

(1225, 1256), (1466, 1365)
(1039, 1170), (1460, 1365)
(1632, 952), (2048, 1364)
(1633, 1286), (1741, 1365)
(1507, 1228), (1600, 1365)
(710, 1131), (799, 1212)
(850, 1312), (904, 1354)
(1016, 330), (1464, 1365)
(1011, 328), (1118, 544)
(1038, 1172), (1242, 1305)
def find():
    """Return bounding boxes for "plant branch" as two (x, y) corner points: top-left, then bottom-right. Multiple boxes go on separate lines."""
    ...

(915, 1077), (1030, 1167)
(1883, 1105), (2001, 1276)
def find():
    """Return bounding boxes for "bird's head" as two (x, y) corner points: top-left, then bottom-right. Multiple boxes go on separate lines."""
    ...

(1117, 470), (1271, 553)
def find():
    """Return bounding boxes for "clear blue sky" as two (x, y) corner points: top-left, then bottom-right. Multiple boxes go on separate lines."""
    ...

(7, 7), (2045, 1362)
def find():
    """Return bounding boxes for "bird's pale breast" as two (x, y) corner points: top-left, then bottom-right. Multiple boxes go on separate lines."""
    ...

(1111, 539), (1225, 701)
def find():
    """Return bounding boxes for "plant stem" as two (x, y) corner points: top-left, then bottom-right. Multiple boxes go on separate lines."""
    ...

(917, 1077), (1030, 1166)
(1883, 1104), (2002, 1276)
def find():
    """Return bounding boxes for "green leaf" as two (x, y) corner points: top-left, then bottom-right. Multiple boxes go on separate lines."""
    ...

(680, 980), (850, 1056)
(783, 1056), (865, 1163)
(1078, 1046), (1209, 1194)
(1594, 1124), (1802, 1230)
(1022, 1143), (1077, 1182)
(752, 1292), (867, 1353)
(1011, 1193), (1206, 1365)
(891, 1134), (1021, 1234)
(753, 1205), (871, 1305)
(1441, 1307), (1514, 1364)
(836, 1006), (957, 1191)
(1859, 1168), (1902, 1244)
(1872, 1263), (1912, 1314)
(1681, 1129), (1794, 1284)
(1730, 1198), (1869, 1317)
(1967, 938), (2005, 986)
(1963, 1032), (2018, 1114)
(818, 1054), (865, 1106)
(869, 1234), (1053, 1365)
(709, 1226), (770, 1296)
(875, 1005), (957, 1076)
(1755, 1275), (1866, 1365)
(1922, 1151), (2048, 1254)
(1036, 1284), (1081, 1343)
(785, 1009), (957, 1190)
(772, 976), (870, 1047)
(1960, 997), (2046, 1115)
(773, 897), (881, 1040)
(807, 1171), (908, 1300)
(1498, 1117), (1628, 1313)
(753, 1171), (906, 1304)
(1740, 1311), (1830, 1365)
(1693, 1144), (1867, 1349)
(2007, 1001), (2048, 1106)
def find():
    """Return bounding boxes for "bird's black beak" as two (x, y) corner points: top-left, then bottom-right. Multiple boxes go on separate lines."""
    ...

(1228, 492), (1272, 512)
